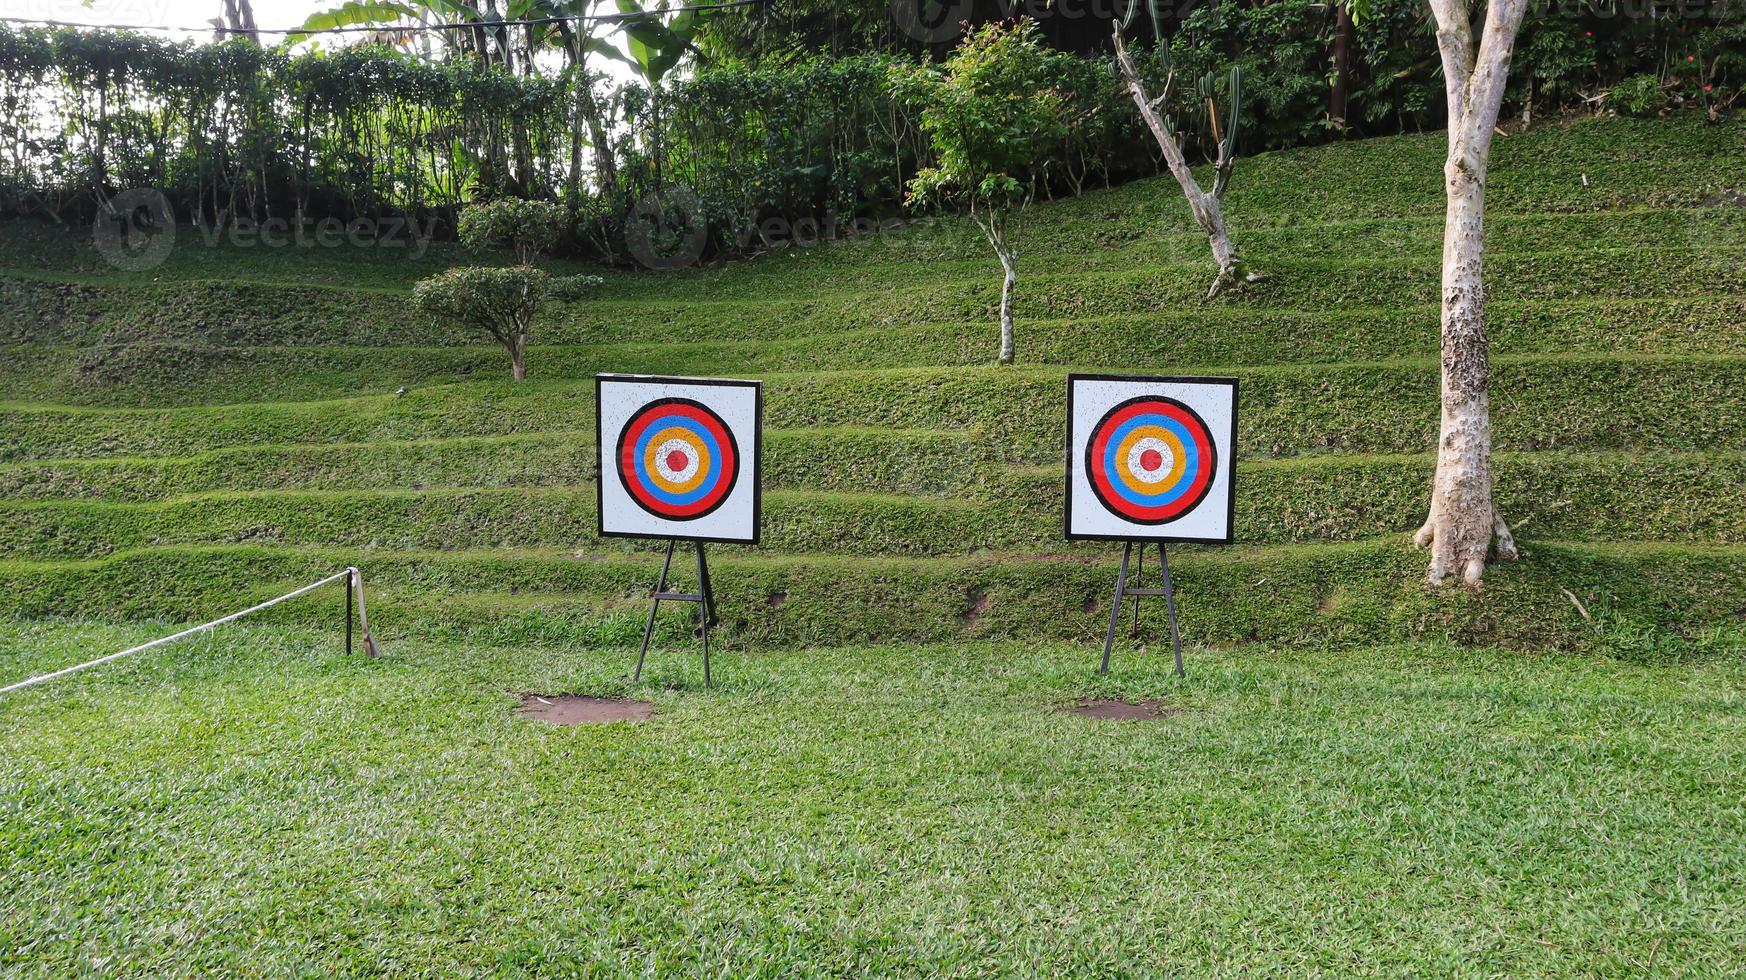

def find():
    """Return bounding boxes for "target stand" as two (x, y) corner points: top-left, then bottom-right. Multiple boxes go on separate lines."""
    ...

(632, 538), (720, 688)
(1099, 540), (1184, 677)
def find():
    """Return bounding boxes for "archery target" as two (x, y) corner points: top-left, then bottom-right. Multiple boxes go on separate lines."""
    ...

(1066, 375), (1237, 543)
(598, 375), (761, 542)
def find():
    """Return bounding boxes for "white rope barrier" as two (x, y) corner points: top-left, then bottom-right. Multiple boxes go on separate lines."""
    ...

(0, 567), (376, 696)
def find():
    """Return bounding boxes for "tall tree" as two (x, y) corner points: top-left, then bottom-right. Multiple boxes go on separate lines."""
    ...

(895, 20), (1069, 364)
(1356, 0), (1530, 585)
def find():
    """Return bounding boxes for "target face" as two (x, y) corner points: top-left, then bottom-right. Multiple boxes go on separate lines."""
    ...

(1066, 375), (1238, 543)
(598, 375), (761, 543)
(1086, 396), (1217, 524)
(618, 398), (739, 521)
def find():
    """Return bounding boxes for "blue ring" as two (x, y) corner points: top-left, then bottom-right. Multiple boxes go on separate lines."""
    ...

(1100, 413), (1201, 508)
(631, 414), (723, 506)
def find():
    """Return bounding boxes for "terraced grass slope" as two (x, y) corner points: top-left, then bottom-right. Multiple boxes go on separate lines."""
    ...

(2, 117), (1743, 652)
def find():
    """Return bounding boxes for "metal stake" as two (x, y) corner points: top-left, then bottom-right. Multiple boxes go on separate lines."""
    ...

(697, 542), (718, 626)
(344, 568), (354, 656)
(1131, 544), (1144, 636)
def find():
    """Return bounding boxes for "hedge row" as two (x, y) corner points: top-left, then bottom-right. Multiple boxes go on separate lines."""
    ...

(8, 357), (1743, 464)
(5, 451), (1740, 560)
(1, 538), (1740, 653)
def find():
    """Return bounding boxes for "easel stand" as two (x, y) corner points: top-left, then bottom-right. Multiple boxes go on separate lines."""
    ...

(1100, 540), (1184, 677)
(634, 539), (719, 688)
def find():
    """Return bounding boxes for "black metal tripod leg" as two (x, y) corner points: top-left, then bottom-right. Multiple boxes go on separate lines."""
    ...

(634, 540), (677, 682)
(1159, 542), (1184, 678)
(1131, 545), (1144, 636)
(694, 542), (713, 688)
(697, 542), (718, 626)
(1100, 541), (1133, 675)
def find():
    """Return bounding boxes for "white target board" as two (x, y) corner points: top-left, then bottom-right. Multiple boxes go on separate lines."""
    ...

(1065, 373), (1238, 544)
(596, 374), (763, 544)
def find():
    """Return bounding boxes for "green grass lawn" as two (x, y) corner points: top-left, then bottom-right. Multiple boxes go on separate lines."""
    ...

(4, 623), (1745, 975)
(3, 115), (1745, 973)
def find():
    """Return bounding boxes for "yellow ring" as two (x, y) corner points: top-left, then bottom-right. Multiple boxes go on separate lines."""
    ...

(1114, 424), (1186, 495)
(643, 426), (711, 494)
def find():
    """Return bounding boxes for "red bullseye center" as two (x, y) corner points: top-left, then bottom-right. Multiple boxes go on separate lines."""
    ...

(1139, 448), (1163, 472)
(665, 449), (690, 472)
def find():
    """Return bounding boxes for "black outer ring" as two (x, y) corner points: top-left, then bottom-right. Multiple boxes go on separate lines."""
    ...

(1083, 394), (1219, 526)
(614, 396), (742, 522)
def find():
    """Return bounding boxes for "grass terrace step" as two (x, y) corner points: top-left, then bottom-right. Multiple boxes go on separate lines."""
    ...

(990, 452), (1746, 547)
(4, 293), (1745, 408)
(590, 209), (1746, 302)
(6, 356), (1744, 463)
(0, 428), (980, 501)
(0, 487), (998, 560)
(0, 538), (1740, 652)
(9, 242), (1739, 357)
(6, 450), (1740, 561)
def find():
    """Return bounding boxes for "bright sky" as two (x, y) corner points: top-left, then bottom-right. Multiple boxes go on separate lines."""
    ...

(1, 0), (328, 36)
(0, 0), (638, 82)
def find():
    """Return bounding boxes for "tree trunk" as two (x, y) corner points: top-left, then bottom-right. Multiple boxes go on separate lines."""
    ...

(1414, 0), (1529, 586)
(996, 241), (1017, 365)
(1414, 157), (1516, 584)
(510, 338), (527, 381)
(1330, 3), (1354, 126)
(1111, 29), (1246, 297)
(1190, 191), (1240, 293)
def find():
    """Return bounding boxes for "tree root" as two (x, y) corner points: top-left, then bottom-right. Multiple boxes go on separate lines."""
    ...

(1413, 505), (1519, 587)
(1206, 265), (1263, 299)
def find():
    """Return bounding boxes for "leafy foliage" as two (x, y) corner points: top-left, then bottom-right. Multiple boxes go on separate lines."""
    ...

(413, 266), (547, 347)
(410, 263), (598, 379)
(1610, 73), (1669, 117)
(0, 6), (1739, 267)
(895, 21), (1071, 220)
(457, 198), (569, 264)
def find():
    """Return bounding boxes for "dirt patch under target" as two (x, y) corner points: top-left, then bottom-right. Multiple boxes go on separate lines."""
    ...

(1058, 698), (1175, 721)
(516, 694), (653, 725)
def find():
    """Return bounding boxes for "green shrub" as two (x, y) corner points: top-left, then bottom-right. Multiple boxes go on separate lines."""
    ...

(1610, 74), (1668, 117)
(456, 199), (570, 264)
(412, 267), (552, 381)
